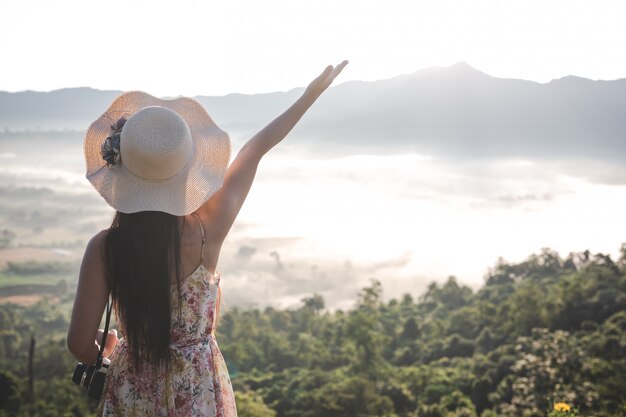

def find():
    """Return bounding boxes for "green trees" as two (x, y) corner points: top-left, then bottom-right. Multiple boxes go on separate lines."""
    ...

(0, 300), (99, 416)
(1, 246), (625, 416)
(220, 247), (626, 416)
(236, 391), (277, 417)
(495, 328), (598, 416)
(345, 279), (389, 377)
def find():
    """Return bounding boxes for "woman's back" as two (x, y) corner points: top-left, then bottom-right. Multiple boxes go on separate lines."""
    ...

(68, 62), (347, 417)
(97, 213), (238, 416)
(174, 212), (222, 285)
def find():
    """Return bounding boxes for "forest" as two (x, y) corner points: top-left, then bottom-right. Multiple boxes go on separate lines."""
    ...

(0, 245), (625, 417)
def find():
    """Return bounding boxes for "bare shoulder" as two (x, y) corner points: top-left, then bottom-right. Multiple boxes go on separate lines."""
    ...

(92, 228), (109, 246)
(85, 229), (110, 260)
(93, 228), (110, 240)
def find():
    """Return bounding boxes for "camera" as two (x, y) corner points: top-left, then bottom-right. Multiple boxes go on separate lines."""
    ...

(72, 358), (110, 400)
(71, 298), (112, 401)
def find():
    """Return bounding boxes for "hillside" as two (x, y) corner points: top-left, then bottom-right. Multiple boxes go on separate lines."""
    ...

(2, 63), (626, 162)
(1, 246), (625, 416)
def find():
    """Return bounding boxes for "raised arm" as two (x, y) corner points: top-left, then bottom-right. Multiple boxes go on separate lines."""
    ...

(197, 60), (349, 241)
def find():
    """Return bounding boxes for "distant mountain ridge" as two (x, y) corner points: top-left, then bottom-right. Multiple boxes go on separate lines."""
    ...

(2, 63), (625, 160)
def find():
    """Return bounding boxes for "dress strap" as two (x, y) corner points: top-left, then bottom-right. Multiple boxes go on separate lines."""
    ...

(191, 212), (205, 262)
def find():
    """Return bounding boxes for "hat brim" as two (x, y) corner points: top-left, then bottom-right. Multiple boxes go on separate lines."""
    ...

(84, 91), (231, 216)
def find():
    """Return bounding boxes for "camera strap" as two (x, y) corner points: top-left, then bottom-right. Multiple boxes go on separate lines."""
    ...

(96, 296), (112, 368)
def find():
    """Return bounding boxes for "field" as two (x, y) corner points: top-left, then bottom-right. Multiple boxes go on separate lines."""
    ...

(0, 247), (79, 311)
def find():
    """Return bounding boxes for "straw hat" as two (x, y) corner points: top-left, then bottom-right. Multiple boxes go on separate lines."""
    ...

(84, 91), (231, 215)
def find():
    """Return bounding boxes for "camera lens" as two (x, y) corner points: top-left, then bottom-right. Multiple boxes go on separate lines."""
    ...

(83, 365), (96, 388)
(72, 363), (87, 385)
(87, 364), (109, 400)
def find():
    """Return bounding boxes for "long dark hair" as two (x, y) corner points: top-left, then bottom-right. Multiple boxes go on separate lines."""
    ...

(104, 210), (185, 373)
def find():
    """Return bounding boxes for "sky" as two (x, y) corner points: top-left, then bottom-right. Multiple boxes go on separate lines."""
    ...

(2, 0), (626, 308)
(1, 0), (626, 96)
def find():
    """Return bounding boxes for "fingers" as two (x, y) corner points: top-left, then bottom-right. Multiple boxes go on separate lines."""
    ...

(322, 60), (349, 87)
(305, 60), (348, 98)
(103, 329), (119, 358)
(336, 60), (349, 70)
(96, 328), (104, 345)
(96, 328), (118, 347)
(318, 60), (348, 83)
(316, 65), (333, 82)
(318, 61), (348, 90)
(105, 329), (118, 344)
(329, 60), (349, 80)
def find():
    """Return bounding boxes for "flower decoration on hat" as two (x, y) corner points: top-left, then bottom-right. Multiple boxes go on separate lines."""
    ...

(85, 91), (231, 215)
(100, 117), (127, 167)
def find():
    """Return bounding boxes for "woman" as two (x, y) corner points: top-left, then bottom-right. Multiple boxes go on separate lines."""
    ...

(67, 60), (348, 416)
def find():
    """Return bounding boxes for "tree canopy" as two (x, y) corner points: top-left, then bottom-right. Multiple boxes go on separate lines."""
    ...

(1, 245), (625, 416)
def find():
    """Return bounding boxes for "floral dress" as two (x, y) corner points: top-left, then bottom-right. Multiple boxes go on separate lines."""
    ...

(97, 218), (237, 416)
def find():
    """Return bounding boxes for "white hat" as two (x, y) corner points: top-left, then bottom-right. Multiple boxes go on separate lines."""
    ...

(84, 91), (231, 215)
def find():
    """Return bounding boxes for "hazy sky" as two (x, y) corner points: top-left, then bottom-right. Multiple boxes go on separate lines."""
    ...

(1, 0), (625, 96)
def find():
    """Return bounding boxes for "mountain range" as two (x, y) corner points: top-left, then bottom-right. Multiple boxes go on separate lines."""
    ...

(1, 62), (625, 161)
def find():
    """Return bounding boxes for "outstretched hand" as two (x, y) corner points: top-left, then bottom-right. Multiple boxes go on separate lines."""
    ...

(304, 60), (349, 100)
